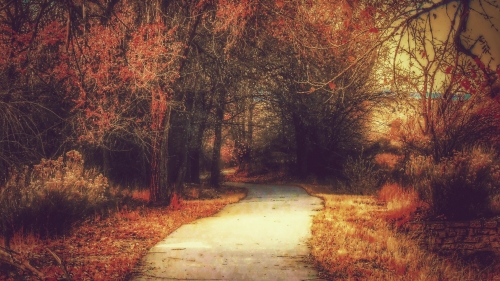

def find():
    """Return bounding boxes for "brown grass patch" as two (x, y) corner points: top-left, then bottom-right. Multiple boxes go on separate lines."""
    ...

(378, 183), (428, 227)
(0, 187), (246, 281)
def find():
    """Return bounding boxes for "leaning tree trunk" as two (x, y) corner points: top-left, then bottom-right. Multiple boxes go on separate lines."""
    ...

(189, 121), (205, 184)
(189, 95), (211, 184)
(245, 102), (254, 172)
(102, 146), (110, 178)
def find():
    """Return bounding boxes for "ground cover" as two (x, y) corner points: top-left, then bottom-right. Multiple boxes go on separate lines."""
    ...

(300, 183), (500, 280)
(0, 186), (246, 281)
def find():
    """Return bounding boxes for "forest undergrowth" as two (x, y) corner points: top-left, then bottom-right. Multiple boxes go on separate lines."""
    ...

(0, 186), (246, 281)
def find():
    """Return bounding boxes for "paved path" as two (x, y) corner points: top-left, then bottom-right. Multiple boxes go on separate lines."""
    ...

(130, 183), (325, 281)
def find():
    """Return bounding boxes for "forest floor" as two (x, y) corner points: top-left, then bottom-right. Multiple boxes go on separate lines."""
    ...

(2, 170), (499, 280)
(0, 186), (247, 281)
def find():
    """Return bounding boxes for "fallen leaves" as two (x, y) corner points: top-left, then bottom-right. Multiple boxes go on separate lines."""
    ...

(0, 187), (246, 281)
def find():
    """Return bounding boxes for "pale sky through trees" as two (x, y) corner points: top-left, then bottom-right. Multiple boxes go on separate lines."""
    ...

(461, 0), (500, 69)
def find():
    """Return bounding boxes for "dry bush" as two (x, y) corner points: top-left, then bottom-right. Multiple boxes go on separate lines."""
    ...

(340, 155), (385, 195)
(491, 194), (500, 214)
(130, 189), (150, 202)
(403, 146), (500, 219)
(375, 153), (403, 170)
(0, 151), (112, 245)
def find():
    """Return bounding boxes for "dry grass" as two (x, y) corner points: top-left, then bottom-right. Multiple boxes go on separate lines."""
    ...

(0, 186), (246, 281)
(224, 170), (292, 184)
(300, 183), (498, 281)
(378, 183), (428, 227)
(130, 189), (150, 202)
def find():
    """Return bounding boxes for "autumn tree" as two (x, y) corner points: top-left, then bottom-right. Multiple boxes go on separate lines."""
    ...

(0, 0), (76, 184)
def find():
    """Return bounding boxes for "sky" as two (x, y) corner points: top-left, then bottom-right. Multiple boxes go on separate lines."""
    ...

(463, 0), (500, 69)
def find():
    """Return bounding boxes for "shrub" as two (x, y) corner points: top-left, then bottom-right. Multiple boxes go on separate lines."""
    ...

(374, 153), (403, 170)
(0, 150), (111, 245)
(403, 147), (500, 220)
(341, 155), (384, 195)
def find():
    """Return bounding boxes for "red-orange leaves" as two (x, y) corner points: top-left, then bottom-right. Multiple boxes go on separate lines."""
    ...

(328, 81), (336, 91)
(474, 57), (486, 70)
(127, 22), (182, 88)
(215, 0), (257, 51)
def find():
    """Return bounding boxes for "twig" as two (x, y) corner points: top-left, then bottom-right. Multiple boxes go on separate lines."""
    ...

(0, 246), (45, 280)
(46, 247), (72, 281)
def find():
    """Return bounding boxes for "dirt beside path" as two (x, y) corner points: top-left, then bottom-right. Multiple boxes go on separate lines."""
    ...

(130, 183), (325, 281)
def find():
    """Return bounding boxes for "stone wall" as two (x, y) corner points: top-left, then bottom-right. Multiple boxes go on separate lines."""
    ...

(404, 217), (500, 255)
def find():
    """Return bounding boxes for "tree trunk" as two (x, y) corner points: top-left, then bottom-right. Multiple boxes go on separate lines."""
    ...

(149, 105), (172, 204)
(188, 91), (213, 184)
(189, 149), (201, 184)
(293, 114), (309, 179)
(176, 94), (195, 187)
(246, 102), (254, 171)
(160, 105), (172, 202)
(102, 147), (110, 178)
(210, 91), (225, 188)
(149, 137), (162, 202)
(189, 113), (206, 184)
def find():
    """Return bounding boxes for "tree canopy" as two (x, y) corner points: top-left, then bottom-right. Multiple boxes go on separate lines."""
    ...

(1, 0), (499, 203)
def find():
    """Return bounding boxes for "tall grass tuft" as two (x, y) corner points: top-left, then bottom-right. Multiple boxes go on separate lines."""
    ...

(378, 183), (427, 227)
(0, 150), (111, 246)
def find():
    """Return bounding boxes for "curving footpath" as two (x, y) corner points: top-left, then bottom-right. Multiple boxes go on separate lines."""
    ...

(130, 183), (326, 281)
